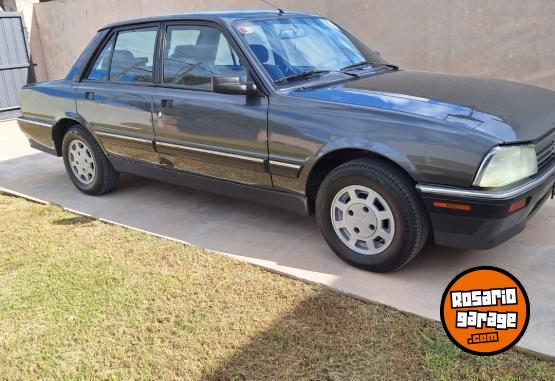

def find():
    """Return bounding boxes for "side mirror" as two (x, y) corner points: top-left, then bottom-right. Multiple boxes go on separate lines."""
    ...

(213, 76), (258, 96)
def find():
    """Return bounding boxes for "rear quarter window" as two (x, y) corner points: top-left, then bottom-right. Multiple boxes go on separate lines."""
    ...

(87, 35), (115, 81)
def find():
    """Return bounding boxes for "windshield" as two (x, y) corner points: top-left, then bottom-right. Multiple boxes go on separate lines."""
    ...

(234, 17), (388, 84)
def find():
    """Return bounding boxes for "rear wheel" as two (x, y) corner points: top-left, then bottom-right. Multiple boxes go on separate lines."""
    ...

(62, 125), (119, 195)
(315, 158), (429, 272)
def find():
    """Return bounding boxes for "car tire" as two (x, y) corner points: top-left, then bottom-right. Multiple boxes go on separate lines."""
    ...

(62, 125), (119, 195)
(315, 158), (429, 272)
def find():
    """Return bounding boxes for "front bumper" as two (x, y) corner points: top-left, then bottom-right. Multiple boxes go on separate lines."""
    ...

(417, 166), (555, 249)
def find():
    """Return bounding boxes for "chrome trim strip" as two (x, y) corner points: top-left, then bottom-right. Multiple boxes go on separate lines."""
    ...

(156, 141), (265, 164)
(269, 160), (302, 170)
(17, 117), (53, 128)
(417, 166), (555, 200)
(96, 131), (152, 144)
(472, 146), (500, 187)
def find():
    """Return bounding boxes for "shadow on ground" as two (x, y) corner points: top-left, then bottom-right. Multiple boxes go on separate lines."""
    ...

(53, 216), (95, 225)
(200, 292), (549, 381)
(201, 292), (430, 380)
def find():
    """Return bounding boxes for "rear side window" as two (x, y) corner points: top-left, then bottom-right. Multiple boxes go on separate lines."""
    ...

(109, 27), (158, 82)
(87, 26), (158, 83)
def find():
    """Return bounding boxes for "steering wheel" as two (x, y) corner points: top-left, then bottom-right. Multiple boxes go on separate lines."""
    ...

(278, 62), (296, 77)
(274, 53), (295, 78)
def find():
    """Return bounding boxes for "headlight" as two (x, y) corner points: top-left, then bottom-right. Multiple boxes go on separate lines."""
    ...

(473, 145), (538, 188)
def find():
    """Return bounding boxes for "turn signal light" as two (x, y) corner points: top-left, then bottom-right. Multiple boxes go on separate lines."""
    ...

(433, 202), (472, 212)
(508, 198), (527, 214)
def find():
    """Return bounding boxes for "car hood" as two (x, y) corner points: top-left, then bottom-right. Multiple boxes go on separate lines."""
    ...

(289, 70), (555, 142)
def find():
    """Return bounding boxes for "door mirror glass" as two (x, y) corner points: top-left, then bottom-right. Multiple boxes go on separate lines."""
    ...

(213, 76), (257, 96)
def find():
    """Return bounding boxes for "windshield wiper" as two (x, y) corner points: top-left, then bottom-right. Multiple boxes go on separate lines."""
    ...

(275, 69), (360, 85)
(274, 70), (331, 85)
(341, 61), (372, 72)
(371, 62), (399, 70)
(341, 61), (399, 72)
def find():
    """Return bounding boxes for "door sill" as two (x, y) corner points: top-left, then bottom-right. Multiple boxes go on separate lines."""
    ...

(109, 156), (309, 216)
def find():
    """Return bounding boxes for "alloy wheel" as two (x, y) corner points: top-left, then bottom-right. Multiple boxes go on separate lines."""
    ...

(330, 185), (396, 255)
(68, 139), (96, 185)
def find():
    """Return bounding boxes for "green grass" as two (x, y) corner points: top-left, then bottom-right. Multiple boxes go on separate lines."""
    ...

(0, 194), (553, 380)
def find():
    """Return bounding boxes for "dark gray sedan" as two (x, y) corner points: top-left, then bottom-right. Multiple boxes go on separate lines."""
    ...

(17, 11), (555, 272)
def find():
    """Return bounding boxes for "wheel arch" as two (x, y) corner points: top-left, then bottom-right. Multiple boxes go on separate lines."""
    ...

(52, 115), (96, 156)
(303, 139), (419, 213)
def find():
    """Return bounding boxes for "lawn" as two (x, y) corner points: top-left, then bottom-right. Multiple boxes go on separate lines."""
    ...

(0, 193), (553, 380)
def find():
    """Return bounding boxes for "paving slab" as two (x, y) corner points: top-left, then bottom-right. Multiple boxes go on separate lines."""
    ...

(1, 120), (554, 358)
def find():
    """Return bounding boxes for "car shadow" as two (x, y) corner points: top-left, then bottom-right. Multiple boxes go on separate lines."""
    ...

(198, 291), (435, 380)
(52, 216), (94, 225)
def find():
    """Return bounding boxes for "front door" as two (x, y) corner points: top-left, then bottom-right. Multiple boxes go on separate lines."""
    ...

(152, 23), (271, 187)
(76, 24), (160, 164)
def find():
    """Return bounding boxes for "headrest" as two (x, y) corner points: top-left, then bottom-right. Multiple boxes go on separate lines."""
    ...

(250, 44), (269, 64)
(112, 49), (134, 62)
(172, 44), (197, 59)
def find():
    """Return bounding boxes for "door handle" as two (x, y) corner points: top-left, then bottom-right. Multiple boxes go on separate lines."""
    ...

(85, 91), (95, 100)
(160, 99), (173, 108)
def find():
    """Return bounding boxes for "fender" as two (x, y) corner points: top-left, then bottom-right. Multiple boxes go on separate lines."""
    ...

(51, 112), (107, 156)
(299, 136), (420, 189)
(59, 112), (97, 139)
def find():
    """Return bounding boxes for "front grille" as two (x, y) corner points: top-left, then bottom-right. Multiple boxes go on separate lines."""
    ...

(536, 132), (555, 173)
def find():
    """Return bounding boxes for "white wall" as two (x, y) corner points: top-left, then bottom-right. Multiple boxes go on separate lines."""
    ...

(29, 0), (555, 90)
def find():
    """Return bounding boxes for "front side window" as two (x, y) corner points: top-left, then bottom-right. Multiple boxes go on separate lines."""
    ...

(163, 25), (246, 90)
(234, 17), (387, 84)
(109, 27), (158, 82)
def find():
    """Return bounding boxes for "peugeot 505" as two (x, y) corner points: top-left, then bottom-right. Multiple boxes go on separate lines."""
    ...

(17, 11), (555, 272)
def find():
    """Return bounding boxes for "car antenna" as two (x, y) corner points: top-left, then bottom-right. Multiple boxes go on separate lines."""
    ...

(261, 0), (284, 15)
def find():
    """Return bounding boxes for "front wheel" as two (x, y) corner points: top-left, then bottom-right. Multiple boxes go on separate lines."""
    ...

(62, 125), (119, 195)
(315, 158), (429, 272)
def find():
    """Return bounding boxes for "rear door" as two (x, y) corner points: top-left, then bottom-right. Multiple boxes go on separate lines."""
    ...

(152, 22), (271, 187)
(76, 24), (160, 164)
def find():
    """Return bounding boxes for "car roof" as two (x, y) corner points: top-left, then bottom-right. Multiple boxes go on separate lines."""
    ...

(98, 10), (318, 31)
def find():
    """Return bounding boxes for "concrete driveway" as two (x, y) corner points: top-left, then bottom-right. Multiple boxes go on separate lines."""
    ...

(1, 120), (554, 358)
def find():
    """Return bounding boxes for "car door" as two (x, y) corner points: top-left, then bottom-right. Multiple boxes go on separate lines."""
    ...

(152, 22), (271, 187)
(76, 24), (160, 164)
